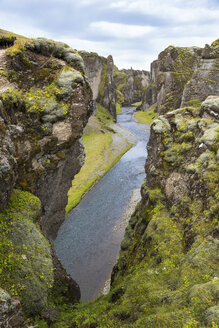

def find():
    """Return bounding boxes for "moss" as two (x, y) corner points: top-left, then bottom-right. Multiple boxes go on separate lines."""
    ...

(200, 125), (219, 150)
(211, 39), (219, 48)
(97, 103), (114, 123)
(172, 47), (197, 89)
(161, 91), (178, 113)
(152, 116), (171, 134)
(116, 89), (125, 106)
(134, 109), (157, 124)
(1, 73), (74, 125)
(0, 190), (53, 315)
(113, 66), (128, 97)
(163, 142), (192, 164)
(25, 38), (84, 72)
(98, 61), (107, 103)
(131, 101), (142, 107)
(57, 67), (84, 100)
(116, 102), (122, 114)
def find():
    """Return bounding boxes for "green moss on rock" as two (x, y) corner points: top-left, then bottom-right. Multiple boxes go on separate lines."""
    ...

(152, 116), (171, 134)
(0, 190), (54, 315)
(25, 38), (84, 72)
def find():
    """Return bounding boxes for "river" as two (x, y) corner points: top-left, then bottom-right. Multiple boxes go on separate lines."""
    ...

(54, 107), (150, 302)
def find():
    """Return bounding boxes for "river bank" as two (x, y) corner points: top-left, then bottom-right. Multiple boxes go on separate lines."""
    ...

(66, 105), (137, 213)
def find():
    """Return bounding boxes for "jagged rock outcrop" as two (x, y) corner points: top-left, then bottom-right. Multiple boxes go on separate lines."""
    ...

(142, 40), (219, 114)
(0, 34), (93, 316)
(114, 66), (150, 106)
(181, 40), (219, 107)
(79, 51), (117, 120)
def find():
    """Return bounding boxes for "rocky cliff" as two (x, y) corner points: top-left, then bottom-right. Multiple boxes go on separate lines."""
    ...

(79, 51), (117, 120)
(142, 40), (219, 114)
(0, 31), (93, 320)
(114, 66), (150, 106)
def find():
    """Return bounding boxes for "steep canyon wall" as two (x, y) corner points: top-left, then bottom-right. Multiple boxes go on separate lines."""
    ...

(0, 34), (93, 320)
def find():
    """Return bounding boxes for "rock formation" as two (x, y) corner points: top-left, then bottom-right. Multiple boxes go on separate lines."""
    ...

(114, 67), (150, 106)
(79, 51), (117, 120)
(142, 40), (219, 114)
(0, 33), (93, 318)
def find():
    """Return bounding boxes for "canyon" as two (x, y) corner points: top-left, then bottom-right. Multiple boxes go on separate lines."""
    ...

(0, 29), (218, 328)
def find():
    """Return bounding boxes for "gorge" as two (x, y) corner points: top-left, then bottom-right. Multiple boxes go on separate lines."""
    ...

(55, 107), (150, 302)
(0, 29), (218, 328)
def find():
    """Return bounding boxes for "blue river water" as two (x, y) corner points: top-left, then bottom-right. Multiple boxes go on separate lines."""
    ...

(54, 107), (150, 302)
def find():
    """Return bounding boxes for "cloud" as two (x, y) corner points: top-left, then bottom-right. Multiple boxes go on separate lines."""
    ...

(109, 0), (219, 24)
(0, 0), (218, 69)
(90, 21), (155, 39)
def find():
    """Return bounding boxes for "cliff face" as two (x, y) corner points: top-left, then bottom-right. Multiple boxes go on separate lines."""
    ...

(114, 67), (150, 106)
(0, 34), (93, 318)
(142, 40), (219, 114)
(79, 51), (117, 120)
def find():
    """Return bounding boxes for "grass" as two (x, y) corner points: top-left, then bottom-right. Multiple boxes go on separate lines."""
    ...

(97, 103), (114, 123)
(134, 108), (157, 124)
(116, 102), (122, 114)
(66, 131), (112, 213)
(131, 101), (142, 107)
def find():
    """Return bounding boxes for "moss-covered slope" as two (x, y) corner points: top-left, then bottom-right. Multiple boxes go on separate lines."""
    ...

(0, 190), (53, 315)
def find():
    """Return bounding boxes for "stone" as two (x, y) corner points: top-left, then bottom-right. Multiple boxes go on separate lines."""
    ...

(80, 51), (117, 120)
(152, 116), (171, 134)
(200, 124), (219, 150)
(165, 172), (189, 203)
(0, 288), (25, 327)
(52, 121), (72, 144)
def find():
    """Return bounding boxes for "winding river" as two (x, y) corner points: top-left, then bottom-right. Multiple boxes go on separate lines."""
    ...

(54, 107), (150, 302)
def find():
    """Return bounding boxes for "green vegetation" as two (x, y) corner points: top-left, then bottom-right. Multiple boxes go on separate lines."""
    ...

(172, 47), (197, 88)
(116, 102), (122, 114)
(66, 130), (112, 213)
(96, 103), (114, 123)
(113, 66), (127, 97)
(0, 190), (53, 315)
(0, 28), (27, 40)
(98, 62), (107, 103)
(131, 101), (142, 107)
(0, 64), (85, 125)
(134, 108), (157, 124)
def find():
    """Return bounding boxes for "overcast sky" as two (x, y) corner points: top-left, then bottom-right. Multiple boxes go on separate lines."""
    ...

(1, 0), (219, 70)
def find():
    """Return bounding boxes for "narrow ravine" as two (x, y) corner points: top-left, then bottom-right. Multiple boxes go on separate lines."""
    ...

(54, 107), (150, 302)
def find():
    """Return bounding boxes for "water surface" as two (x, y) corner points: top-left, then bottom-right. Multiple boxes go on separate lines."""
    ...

(54, 107), (150, 302)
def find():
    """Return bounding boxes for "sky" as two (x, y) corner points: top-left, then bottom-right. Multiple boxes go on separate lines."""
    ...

(0, 0), (219, 70)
